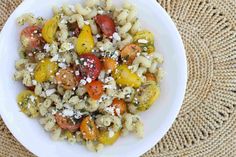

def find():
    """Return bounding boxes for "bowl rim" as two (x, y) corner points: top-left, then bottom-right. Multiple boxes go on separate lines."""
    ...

(0, 0), (187, 156)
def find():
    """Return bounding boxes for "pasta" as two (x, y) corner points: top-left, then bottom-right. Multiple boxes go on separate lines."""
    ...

(14, 0), (163, 152)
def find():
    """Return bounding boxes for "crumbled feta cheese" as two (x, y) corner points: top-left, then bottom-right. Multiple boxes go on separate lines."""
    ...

(45, 89), (56, 96)
(108, 128), (115, 137)
(75, 71), (80, 76)
(84, 62), (88, 66)
(32, 80), (37, 85)
(80, 79), (87, 85)
(103, 85), (114, 89)
(99, 46), (104, 51)
(84, 21), (90, 25)
(86, 77), (92, 83)
(62, 109), (74, 117)
(75, 59), (80, 65)
(96, 34), (101, 38)
(58, 63), (67, 69)
(50, 54), (59, 62)
(59, 42), (74, 52)
(115, 108), (121, 117)
(98, 71), (106, 82)
(104, 106), (115, 115)
(138, 39), (149, 44)
(29, 95), (35, 102)
(98, 10), (104, 15)
(44, 44), (51, 52)
(40, 92), (46, 98)
(74, 111), (83, 119)
(106, 69), (112, 74)
(26, 66), (34, 72)
(111, 50), (120, 59)
(112, 32), (121, 41)
(143, 47), (148, 51)
(28, 53), (33, 57)
(104, 77), (114, 83)
(51, 109), (58, 115)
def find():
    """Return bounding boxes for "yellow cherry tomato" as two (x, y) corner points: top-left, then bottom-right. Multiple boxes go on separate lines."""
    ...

(133, 30), (155, 53)
(112, 65), (141, 88)
(98, 130), (121, 145)
(76, 25), (94, 55)
(135, 81), (160, 111)
(34, 58), (58, 83)
(80, 116), (98, 141)
(42, 16), (59, 43)
(17, 90), (39, 118)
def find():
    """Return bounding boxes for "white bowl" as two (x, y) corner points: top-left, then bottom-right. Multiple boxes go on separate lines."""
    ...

(0, 0), (187, 156)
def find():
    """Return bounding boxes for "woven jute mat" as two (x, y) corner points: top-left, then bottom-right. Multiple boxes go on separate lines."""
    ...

(1, 0), (236, 156)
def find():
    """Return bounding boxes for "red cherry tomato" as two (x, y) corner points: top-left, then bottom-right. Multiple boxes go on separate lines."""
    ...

(55, 68), (78, 90)
(20, 26), (44, 50)
(95, 15), (116, 37)
(55, 114), (80, 132)
(76, 53), (101, 81)
(86, 81), (104, 100)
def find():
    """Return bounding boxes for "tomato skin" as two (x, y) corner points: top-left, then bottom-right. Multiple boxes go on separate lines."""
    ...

(112, 65), (142, 88)
(20, 26), (44, 50)
(86, 81), (104, 100)
(55, 114), (80, 132)
(145, 72), (156, 82)
(55, 68), (78, 90)
(17, 90), (39, 118)
(102, 58), (117, 72)
(76, 25), (95, 55)
(80, 116), (98, 141)
(34, 58), (58, 83)
(42, 16), (59, 43)
(98, 130), (121, 145)
(121, 44), (142, 65)
(112, 98), (127, 116)
(76, 54), (101, 81)
(95, 15), (116, 37)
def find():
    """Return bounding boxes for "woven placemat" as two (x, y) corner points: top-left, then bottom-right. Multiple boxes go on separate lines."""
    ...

(1, 0), (236, 156)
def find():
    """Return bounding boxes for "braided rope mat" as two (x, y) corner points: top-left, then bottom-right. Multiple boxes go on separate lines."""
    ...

(1, 0), (236, 156)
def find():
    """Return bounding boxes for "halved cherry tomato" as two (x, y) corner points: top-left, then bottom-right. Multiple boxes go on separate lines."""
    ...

(76, 54), (101, 81)
(102, 58), (117, 72)
(86, 81), (104, 100)
(145, 72), (156, 82)
(20, 26), (44, 50)
(112, 65), (142, 88)
(17, 90), (39, 118)
(80, 116), (98, 141)
(55, 113), (80, 132)
(34, 58), (58, 83)
(42, 16), (59, 43)
(95, 15), (116, 37)
(121, 44), (142, 65)
(98, 130), (121, 145)
(76, 25), (94, 55)
(55, 68), (78, 90)
(111, 98), (127, 116)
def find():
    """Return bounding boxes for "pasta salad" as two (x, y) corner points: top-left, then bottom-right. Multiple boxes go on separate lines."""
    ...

(14, 0), (164, 151)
